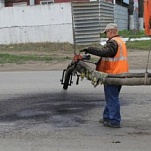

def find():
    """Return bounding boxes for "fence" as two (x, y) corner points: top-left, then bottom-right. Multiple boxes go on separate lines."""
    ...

(114, 4), (128, 30)
(0, 2), (136, 45)
(0, 3), (73, 44)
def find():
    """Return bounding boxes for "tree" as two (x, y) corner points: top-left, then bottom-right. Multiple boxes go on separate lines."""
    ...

(138, 0), (144, 30)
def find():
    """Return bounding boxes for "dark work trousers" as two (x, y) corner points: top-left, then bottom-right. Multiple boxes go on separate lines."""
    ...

(103, 85), (122, 125)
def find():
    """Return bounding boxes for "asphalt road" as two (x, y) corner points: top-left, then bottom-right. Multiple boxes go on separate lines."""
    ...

(0, 70), (151, 151)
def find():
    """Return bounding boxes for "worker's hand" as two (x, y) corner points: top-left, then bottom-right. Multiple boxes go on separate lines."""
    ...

(80, 47), (88, 54)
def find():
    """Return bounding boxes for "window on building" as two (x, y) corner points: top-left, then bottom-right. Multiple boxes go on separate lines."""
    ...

(40, 0), (54, 5)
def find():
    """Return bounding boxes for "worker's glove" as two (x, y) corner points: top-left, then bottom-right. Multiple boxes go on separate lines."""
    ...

(80, 47), (89, 54)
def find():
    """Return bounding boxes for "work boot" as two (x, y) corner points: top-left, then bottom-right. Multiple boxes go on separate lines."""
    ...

(104, 121), (121, 128)
(99, 118), (109, 124)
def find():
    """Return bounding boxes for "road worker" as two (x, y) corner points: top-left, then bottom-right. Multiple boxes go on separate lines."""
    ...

(81, 23), (129, 128)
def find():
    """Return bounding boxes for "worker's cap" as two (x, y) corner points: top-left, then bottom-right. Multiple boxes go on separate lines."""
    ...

(101, 23), (118, 34)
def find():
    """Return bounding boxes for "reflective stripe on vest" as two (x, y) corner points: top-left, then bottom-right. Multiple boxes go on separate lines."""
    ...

(101, 37), (127, 62)
(96, 37), (129, 74)
(101, 56), (127, 62)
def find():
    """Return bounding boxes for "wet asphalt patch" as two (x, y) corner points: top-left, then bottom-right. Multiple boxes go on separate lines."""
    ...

(0, 90), (137, 133)
(0, 92), (103, 128)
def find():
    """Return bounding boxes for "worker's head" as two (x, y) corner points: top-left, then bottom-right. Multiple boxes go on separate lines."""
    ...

(102, 23), (118, 38)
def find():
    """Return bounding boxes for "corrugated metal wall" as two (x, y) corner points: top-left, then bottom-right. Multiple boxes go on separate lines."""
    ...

(100, 1), (114, 32)
(114, 4), (128, 30)
(114, 5), (139, 31)
(72, 2), (131, 45)
(71, 2), (100, 45)
(72, 1), (114, 45)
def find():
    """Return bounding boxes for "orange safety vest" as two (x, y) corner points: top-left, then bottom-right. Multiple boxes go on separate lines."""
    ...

(96, 37), (129, 74)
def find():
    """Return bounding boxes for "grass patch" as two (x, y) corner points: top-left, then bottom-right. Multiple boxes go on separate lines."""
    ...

(0, 53), (52, 64)
(101, 30), (147, 38)
(0, 42), (74, 64)
(0, 53), (72, 64)
(0, 34), (150, 65)
(126, 40), (151, 50)
(119, 30), (146, 38)
(0, 42), (74, 52)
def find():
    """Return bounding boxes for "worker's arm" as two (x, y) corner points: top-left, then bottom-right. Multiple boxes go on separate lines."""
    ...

(83, 40), (118, 58)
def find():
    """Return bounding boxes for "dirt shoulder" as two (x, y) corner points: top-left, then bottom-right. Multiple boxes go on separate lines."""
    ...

(0, 49), (150, 71)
